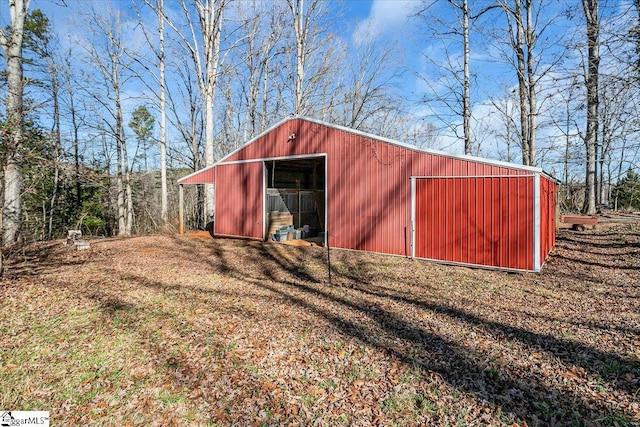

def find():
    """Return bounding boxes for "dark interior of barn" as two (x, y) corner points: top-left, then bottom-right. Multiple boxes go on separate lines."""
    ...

(265, 157), (325, 239)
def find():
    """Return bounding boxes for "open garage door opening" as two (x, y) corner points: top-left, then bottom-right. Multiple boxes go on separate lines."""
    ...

(265, 156), (326, 242)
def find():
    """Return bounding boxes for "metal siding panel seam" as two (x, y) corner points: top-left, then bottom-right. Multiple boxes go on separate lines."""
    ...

(444, 177), (453, 259)
(492, 177), (497, 267)
(469, 178), (477, 265)
(435, 179), (440, 259)
(517, 178), (525, 269)
(213, 166), (218, 235)
(440, 179), (446, 261)
(410, 177), (416, 258)
(516, 178), (523, 269)
(431, 179), (435, 258)
(519, 178), (525, 269)
(325, 154), (328, 247)
(519, 178), (528, 269)
(458, 178), (464, 263)
(262, 162), (267, 240)
(533, 174), (541, 271)
(454, 178), (460, 262)
(447, 179), (452, 261)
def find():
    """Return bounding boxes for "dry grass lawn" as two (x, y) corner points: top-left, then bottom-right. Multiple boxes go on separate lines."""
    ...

(1, 224), (639, 426)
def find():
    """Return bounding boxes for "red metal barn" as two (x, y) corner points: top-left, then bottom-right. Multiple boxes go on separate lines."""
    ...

(178, 116), (557, 272)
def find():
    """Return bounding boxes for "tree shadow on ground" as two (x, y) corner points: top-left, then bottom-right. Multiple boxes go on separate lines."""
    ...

(3, 240), (89, 279)
(553, 253), (640, 271)
(120, 234), (639, 425)
(559, 230), (640, 250)
(174, 235), (639, 426)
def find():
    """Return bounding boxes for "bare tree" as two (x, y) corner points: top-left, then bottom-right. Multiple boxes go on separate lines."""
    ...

(288, 0), (310, 114)
(165, 49), (205, 227)
(0, 0), (31, 247)
(337, 37), (401, 133)
(137, 0), (169, 227)
(59, 48), (86, 217)
(582, 0), (599, 214)
(415, 1), (497, 155)
(595, 1), (640, 206)
(547, 77), (583, 187)
(286, 0), (329, 115)
(164, 0), (227, 224)
(167, 52), (205, 173)
(84, 9), (136, 236)
(232, 0), (286, 139)
(500, 0), (535, 165)
(494, 0), (565, 166)
(460, 0), (471, 155)
(489, 88), (520, 163)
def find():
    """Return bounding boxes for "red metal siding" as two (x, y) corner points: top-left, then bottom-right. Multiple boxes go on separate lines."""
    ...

(178, 118), (556, 271)
(223, 119), (532, 259)
(415, 177), (534, 270)
(214, 163), (263, 239)
(329, 136), (410, 255)
(179, 167), (216, 184)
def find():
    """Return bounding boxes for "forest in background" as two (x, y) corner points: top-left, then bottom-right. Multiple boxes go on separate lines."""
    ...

(1, 0), (640, 249)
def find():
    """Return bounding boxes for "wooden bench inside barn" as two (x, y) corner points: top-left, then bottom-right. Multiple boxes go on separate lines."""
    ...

(561, 215), (599, 231)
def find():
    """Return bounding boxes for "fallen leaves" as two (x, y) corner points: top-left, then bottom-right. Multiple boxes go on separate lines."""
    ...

(1, 221), (639, 425)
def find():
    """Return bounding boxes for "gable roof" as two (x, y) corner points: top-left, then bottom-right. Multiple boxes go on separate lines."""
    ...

(178, 115), (555, 184)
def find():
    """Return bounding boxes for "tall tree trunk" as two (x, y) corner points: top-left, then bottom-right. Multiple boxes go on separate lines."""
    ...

(68, 84), (81, 213)
(191, 0), (225, 225)
(288, 0), (306, 114)
(502, 0), (536, 166)
(0, 0), (30, 245)
(514, 2), (530, 165)
(597, 121), (605, 205)
(116, 94), (133, 236)
(525, 0), (536, 165)
(115, 127), (126, 236)
(564, 98), (571, 186)
(114, 59), (130, 236)
(2, 161), (23, 244)
(462, 0), (471, 155)
(158, 0), (168, 227)
(139, 0), (169, 227)
(262, 57), (270, 131)
(582, 0), (599, 215)
(48, 72), (61, 239)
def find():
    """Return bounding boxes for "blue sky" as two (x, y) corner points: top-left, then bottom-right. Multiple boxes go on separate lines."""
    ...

(7, 0), (638, 179)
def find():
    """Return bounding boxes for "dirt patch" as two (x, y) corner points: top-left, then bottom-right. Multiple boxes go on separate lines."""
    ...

(1, 223), (639, 426)
(185, 230), (214, 240)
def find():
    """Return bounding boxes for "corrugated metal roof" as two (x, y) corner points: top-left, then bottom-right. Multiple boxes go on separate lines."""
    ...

(177, 116), (555, 184)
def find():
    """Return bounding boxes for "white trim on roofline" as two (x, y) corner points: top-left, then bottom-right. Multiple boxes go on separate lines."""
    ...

(219, 153), (326, 166)
(179, 115), (556, 184)
(177, 117), (292, 184)
(297, 116), (548, 174)
(410, 174), (536, 179)
(177, 168), (213, 184)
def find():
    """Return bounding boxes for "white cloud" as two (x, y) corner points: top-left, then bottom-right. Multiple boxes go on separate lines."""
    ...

(352, 0), (420, 45)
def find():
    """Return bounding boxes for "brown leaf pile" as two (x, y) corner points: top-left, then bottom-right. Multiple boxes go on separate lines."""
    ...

(1, 222), (639, 426)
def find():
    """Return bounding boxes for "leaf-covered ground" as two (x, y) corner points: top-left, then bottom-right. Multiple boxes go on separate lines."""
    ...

(1, 222), (639, 426)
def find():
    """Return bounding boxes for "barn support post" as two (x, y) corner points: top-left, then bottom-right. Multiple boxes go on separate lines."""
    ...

(179, 184), (184, 235)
